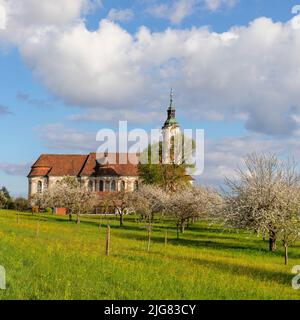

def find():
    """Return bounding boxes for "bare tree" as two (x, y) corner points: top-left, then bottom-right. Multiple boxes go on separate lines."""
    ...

(223, 153), (300, 258)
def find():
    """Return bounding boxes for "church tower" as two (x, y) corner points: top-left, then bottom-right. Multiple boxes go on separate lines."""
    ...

(162, 89), (181, 164)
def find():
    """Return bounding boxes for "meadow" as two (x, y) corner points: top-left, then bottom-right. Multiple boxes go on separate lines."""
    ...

(0, 209), (299, 300)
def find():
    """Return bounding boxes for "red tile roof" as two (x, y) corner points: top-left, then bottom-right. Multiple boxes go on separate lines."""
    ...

(28, 153), (139, 178)
(80, 153), (139, 177)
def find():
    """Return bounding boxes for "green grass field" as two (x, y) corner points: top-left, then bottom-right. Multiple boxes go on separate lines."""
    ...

(0, 209), (299, 300)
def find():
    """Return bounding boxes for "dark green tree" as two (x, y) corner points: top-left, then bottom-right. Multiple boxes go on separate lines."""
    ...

(138, 135), (195, 192)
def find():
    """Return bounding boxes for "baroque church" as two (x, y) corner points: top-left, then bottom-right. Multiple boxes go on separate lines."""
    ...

(27, 92), (183, 199)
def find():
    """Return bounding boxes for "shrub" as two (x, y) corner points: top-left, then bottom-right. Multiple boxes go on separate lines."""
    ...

(45, 207), (53, 215)
(13, 197), (30, 212)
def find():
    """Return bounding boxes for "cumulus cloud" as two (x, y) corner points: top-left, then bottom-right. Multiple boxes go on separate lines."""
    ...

(0, 0), (101, 43)
(0, 104), (11, 115)
(69, 109), (161, 124)
(1, 1), (300, 136)
(0, 1), (6, 30)
(12, 17), (300, 135)
(38, 123), (145, 154)
(200, 133), (300, 186)
(204, 0), (237, 12)
(148, 0), (196, 24)
(107, 8), (134, 23)
(17, 92), (54, 108)
(38, 124), (98, 152)
(0, 163), (30, 176)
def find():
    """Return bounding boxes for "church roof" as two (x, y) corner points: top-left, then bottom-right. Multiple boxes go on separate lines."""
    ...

(163, 117), (179, 128)
(28, 153), (139, 178)
(80, 153), (139, 177)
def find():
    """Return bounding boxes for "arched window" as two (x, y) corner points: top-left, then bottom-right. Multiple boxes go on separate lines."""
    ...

(37, 181), (43, 194)
(121, 181), (126, 192)
(134, 181), (139, 191)
(99, 180), (104, 192)
(111, 180), (116, 192)
(88, 180), (94, 192)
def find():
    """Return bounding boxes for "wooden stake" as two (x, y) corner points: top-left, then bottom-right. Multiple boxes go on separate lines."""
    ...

(106, 225), (111, 256)
(36, 219), (40, 237)
(147, 226), (151, 253)
(165, 230), (168, 247)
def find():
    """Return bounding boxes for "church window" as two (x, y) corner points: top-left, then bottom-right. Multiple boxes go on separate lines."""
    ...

(111, 180), (116, 192)
(99, 180), (104, 192)
(134, 181), (139, 191)
(88, 180), (94, 192)
(121, 181), (126, 192)
(37, 181), (43, 194)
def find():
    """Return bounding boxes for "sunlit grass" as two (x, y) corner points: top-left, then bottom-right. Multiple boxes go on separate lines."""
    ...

(0, 209), (299, 300)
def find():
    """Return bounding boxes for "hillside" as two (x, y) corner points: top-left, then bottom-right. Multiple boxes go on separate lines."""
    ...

(0, 210), (299, 300)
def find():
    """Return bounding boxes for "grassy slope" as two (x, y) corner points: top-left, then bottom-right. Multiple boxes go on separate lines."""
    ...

(0, 210), (299, 300)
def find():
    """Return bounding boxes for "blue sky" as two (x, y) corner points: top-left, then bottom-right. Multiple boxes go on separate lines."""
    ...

(1, 0), (300, 196)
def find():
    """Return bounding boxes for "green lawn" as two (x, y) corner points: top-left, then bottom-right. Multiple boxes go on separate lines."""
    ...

(0, 209), (299, 300)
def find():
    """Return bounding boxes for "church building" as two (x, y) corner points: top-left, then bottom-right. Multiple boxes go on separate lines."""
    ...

(27, 92), (184, 199)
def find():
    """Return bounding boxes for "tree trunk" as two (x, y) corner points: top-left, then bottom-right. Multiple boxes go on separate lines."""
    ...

(36, 219), (40, 237)
(165, 230), (168, 247)
(269, 230), (277, 252)
(120, 214), (124, 227)
(147, 226), (151, 253)
(76, 214), (80, 225)
(176, 224), (180, 240)
(68, 213), (72, 221)
(284, 243), (289, 266)
(106, 226), (111, 256)
(181, 223), (185, 234)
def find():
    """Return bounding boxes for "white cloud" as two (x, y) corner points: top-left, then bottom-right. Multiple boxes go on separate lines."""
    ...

(200, 133), (300, 186)
(0, 0), (101, 43)
(38, 124), (98, 152)
(0, 163), (30, 176)
(0, 1), (6, 30)
(13, 17), (300, 135)
(1, 2), (300, 135)
(107, 8), (134, 23)
(69, 109), (161, 124)
(204, 0), (237, 12)
(148, 0), (196, 25)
